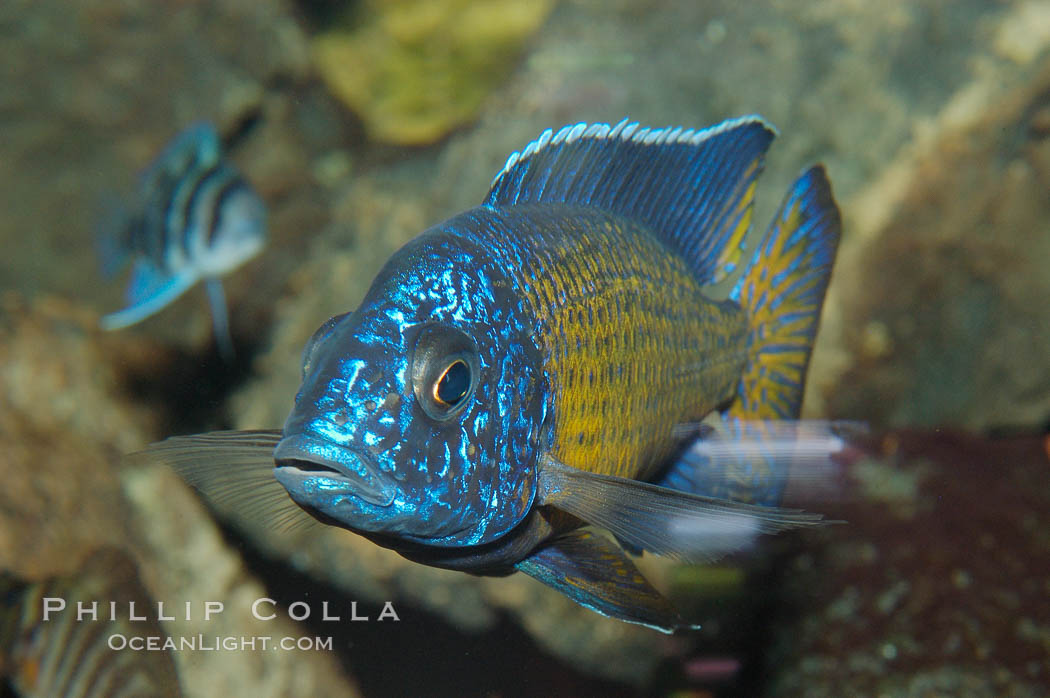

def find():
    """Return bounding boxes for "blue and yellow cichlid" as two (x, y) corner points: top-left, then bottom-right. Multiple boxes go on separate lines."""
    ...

(146, 117), (842, 631)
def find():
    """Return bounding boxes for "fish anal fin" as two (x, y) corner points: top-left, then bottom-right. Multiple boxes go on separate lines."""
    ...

(515, 529), (693, 633)
(486, 117), (775, 285)
(729, 165), (841, 420)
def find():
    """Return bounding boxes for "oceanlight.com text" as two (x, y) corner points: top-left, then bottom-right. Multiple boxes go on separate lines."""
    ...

(108, 634), (334, 652)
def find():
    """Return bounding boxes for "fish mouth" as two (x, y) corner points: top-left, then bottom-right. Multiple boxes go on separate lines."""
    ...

(273, 434), (396, 507)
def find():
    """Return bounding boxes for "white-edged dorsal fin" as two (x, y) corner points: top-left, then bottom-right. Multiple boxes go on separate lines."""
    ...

(486, 117), (778, 285)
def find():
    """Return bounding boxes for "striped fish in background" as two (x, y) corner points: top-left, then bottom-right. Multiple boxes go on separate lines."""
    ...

(0, 548), (182, 698)
(99, 123), (266, 359)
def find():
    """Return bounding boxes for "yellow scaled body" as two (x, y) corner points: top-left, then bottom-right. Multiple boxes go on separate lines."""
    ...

(476, 203), (752, 480)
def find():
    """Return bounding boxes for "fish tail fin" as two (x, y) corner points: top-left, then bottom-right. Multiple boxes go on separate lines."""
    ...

(728, 165), (841, 420)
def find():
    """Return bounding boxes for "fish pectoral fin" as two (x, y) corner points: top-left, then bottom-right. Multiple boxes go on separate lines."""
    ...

(515, 528), (693, 633)
(127, 430), (318, 533)
(537, 455), (829, 563)
(100, 261), (198, 330)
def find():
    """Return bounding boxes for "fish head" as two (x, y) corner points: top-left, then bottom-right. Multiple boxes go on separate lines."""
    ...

(274, 229), (549, 547)
(199, 182), (267, 276)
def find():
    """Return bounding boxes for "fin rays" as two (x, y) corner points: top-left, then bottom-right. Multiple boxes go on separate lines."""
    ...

(486, 116), (776, 286)
(129, 430), (317, 533)
(516, 529), (692, 633)
(729, 165), (841, 420)
(538, 455), (826, 563)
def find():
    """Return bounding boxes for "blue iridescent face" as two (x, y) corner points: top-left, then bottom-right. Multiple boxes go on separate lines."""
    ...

(273, 229), (548, 547)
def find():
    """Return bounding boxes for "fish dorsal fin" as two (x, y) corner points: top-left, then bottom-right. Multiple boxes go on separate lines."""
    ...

(485, 117), (776, 284)
(140, 122), (221, 188)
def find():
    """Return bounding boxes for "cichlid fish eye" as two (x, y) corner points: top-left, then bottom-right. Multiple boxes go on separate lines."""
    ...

(410, 324), (480, 422)
(434, 360), (471, 407)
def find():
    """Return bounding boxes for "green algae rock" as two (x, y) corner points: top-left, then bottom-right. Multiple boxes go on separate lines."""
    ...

(312, 0), (555, 145)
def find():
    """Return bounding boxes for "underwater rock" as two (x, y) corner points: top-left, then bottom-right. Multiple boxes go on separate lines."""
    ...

(123, 465), (361, 698)
(0, 294), (360, 698)
(0, 292), (159, 455)
(821, 55), (1050, 431)
(311, 0), (555, 145)
(767, 430), (1050, 696)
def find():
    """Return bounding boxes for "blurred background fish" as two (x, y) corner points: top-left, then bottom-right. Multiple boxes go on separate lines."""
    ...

(97, 122), (266, 360)
(0, 547), (182, 698)
(142, 116), (844, 632)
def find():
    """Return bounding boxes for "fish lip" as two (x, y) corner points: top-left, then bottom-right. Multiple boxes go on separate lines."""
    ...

(273, 433), (396, 507)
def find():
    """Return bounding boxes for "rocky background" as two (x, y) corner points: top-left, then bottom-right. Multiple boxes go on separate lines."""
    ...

(1, 0), (1049, 696)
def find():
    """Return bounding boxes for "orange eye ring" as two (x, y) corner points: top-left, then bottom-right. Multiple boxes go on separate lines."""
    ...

(411, 323), (478, 422)
(432, 359), (471, 407)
